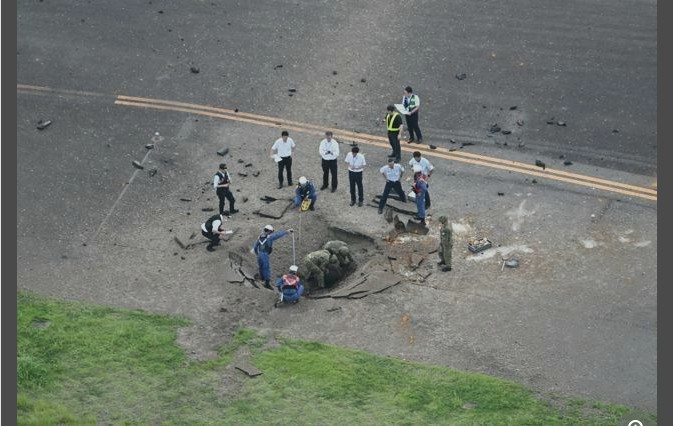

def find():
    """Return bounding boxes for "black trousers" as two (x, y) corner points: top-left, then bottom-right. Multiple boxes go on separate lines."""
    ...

(201, 229), (220, 247)
(425, 186), (431, 208)
(321, 159), (338, 189)
(378, 181), (406, 210)
(405, 113), (423, 141)
(216, 187), (235, 215)
(387, 131), (401, 160)
(348, 171), (364, 202)
(278, 156), (293, 184)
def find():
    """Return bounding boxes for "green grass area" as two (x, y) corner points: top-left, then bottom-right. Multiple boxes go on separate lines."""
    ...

(18, 292), (656, 425)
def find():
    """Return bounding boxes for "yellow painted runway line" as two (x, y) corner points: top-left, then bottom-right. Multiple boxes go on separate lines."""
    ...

(117, 94), (657, 197)
(115, 98), (657, 201)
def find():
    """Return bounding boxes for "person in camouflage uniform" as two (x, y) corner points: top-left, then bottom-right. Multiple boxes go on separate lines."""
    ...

(303, 249), (331, 288)
(438, 216), (452, 272)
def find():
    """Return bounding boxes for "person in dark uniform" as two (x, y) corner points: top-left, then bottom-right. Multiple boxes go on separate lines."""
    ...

(213, 163), (237, 216)
(437, 216), (453, 272)
(385, 105), (404, 162)
(403, 86), (423, 144)
(201, 214), (228, 252)
(294, 176), (318, 210)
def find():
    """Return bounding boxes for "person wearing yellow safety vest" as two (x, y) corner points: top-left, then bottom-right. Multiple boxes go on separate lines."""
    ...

(403, 86), (423, 144)
(385, 105), (404, 163)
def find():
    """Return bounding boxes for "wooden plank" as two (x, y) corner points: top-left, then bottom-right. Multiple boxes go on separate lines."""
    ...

(235, 362), (263, 377)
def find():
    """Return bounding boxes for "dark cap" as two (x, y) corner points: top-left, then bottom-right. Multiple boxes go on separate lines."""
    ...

(388, 157), (395, 163)
(387, 104), (395, 112)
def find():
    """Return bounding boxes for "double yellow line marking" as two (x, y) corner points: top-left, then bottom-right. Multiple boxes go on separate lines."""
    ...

(17, 84), (656, 201)
(115, 95), (657, 201)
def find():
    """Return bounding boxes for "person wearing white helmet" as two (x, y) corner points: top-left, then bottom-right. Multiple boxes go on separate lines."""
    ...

(411, 164), (429, 225)
(294, 176), (317, 211)
(275, 264), (304, 304)
(251, 224), (294, 289)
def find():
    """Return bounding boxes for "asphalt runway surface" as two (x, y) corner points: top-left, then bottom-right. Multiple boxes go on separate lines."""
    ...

(17, 0), (657, 412)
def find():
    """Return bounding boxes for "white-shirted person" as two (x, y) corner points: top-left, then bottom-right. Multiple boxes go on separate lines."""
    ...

(271, 130), (296, 189)
(344, 145), (366, 207)
(318, 131), (340, 192)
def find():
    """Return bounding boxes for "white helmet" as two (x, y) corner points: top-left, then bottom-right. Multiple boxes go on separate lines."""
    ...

(289, 265), (299, 273)
(298, 176), (308, 185)
(413, 165), (423, 173)
(263, 224), (274, 232)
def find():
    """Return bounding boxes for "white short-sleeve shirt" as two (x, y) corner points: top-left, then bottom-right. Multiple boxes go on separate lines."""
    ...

(272, 137), (296, 158)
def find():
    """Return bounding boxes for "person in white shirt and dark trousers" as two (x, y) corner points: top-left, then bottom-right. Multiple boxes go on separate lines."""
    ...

(319, 131), (339, 192)
(409, 151), (434, 209)
(378, 158), (407, 214)
(271, 130), (296, 189)
(201, 214), (228, 252)
(344, 145), (366, 207)
(213, 163), (237, 216)
(403, 86), (423, 144)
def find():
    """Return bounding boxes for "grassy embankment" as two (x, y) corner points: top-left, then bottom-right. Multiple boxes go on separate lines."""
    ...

(17, 292), (655, 425)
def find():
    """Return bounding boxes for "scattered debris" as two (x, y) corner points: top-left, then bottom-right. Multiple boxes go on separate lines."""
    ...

(132, 160), (144, 170)
(174, 236), (186, 249)
(449, 148), (457, 152)
(504, 259), (520, 268)
(546, 118), (555, 125)
(387, 255), (397, 261)
(254, 200), (293, 219)
(288, 88), (297, 93)
(563, 160), (573, 166)
(242, 196), (249, 203)
(234, 109), (239, 113)
(405, 219), (429, 235)
(260, 195), (278, 203)
(429, 145), (437, 150)
(531, 179), (538, 184)
(321, 272), (402, 299)
(449, 139), (456, 144)
(535, 160), (546, 170)
(252, 170), (261, 177)
(460, 142), (475, 147)
(245, 163), (253, 168)
(180, 197), (192, 202)
(462, 403), (477, 410)
(516, 119), (524, 126)
(509, 106), (517, 110)
(612, 129), (620, 133)
(217, 147), (229, 156)
(238, 171), (248, 177)
(559, 154), (565, 159)
(383, 207), (394, 223)
(145, 143), (155, 150)
(36, 119), (52, 130)
(201, 207), (214, 212)
(326, 306), (342, 312)
(237, 159), (244, 163)
(235, 363), (263, 377)
(501, 130), (511, 135)
(360, 78), (367, 83)
(274, 64), (283, 70)
(455, 73), (467, 80)
(332, 70), (338, 75)
(490, 124), (501, 133)
(468, 238), (493, 253)
(147, 168), (158, 177)
(557, 121), (567, 127)
(497, 192), (505, 196)
(190, 66), (200, 74)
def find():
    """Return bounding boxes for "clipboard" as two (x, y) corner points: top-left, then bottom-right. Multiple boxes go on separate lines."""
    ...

(394, 104), (409, 115)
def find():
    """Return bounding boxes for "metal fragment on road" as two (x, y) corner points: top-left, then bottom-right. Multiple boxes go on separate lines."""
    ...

(217, 147), (229, 156)
(504, 259), (520, 268)
(36, 119), (52, 130)
(132, 160), (144, 169)
(145, 143), (155, 150)
(455, 73), (467, 80)
(147, 168), (158, 177)
(190, 66), (200, 74)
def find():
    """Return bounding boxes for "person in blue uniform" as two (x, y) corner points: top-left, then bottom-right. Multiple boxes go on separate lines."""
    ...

(275, 265), (305, 304)
(294, 176), (317, 210)
(251, 224), (293, 289)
